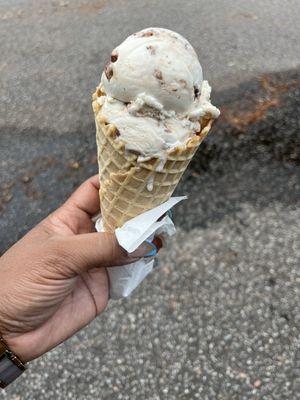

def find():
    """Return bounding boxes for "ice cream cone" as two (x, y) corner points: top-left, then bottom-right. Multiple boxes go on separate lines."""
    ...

(93, 90), (214, 233)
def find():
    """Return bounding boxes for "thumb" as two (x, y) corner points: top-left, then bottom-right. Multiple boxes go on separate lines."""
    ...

(53, 232), (154, 274)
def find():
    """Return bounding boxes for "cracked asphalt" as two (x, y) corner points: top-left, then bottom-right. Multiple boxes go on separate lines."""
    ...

(0, 0), (300, 399)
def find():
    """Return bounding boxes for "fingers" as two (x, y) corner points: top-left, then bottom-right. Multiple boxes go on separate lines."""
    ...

(64, 175), (100, 216)
(52, 232), (156, 274)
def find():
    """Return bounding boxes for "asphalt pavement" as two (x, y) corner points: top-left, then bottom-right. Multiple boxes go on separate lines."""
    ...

(0, 0), (300, 399)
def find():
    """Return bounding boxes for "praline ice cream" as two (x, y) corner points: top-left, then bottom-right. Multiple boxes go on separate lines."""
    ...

(96, 27), (220, 159)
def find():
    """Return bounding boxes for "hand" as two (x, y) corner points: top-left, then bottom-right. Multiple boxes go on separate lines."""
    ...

(0, 175), (152, 363)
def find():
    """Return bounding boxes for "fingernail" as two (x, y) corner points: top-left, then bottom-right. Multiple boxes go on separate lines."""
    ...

(129, 240), (158, 258)
(144, 240), (158, 257)
(152, 236), (163, 251)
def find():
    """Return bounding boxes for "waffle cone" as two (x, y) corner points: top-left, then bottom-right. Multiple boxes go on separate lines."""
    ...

(93, 91), (214, 232)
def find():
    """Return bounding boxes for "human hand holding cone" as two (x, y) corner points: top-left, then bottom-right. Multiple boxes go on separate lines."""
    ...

(93, 28), (220, 233)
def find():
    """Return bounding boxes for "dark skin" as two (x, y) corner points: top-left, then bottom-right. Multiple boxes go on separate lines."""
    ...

(0, 175), (152, 362)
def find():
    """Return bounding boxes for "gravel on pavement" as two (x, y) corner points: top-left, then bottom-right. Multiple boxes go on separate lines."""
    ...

(0, 0), (300, 399)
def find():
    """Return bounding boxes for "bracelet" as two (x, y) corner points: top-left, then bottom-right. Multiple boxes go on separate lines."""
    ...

(0, 337), (26, 388)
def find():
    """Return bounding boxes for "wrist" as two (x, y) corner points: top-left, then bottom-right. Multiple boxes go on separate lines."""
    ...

(1, 335), (31, 364)
(0, 318), (32, 363)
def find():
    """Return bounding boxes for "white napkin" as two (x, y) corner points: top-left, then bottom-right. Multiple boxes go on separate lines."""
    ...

(95, 196), (186, 299)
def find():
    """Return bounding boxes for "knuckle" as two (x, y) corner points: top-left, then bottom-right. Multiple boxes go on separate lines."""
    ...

(101, 233), (126, 267)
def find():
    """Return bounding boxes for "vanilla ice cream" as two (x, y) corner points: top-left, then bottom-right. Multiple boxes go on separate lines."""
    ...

(96, 27), (220, 159)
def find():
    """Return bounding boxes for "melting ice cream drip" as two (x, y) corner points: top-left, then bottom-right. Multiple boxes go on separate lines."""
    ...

(145, 158), (167, 192)
(147, 175), (155, 191)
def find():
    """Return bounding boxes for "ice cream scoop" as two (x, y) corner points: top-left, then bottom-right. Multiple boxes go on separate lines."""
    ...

(96, 27), (219, 160)
(102, 27), (203, 113)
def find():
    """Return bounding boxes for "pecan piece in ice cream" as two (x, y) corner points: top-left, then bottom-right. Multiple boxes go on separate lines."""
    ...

(154, 69), (163, 81)
(104, 62), (113, 80)
(110, 52), (118, 63)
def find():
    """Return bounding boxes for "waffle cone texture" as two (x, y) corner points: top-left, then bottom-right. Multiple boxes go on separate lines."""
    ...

(92, 90), (214, 232)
